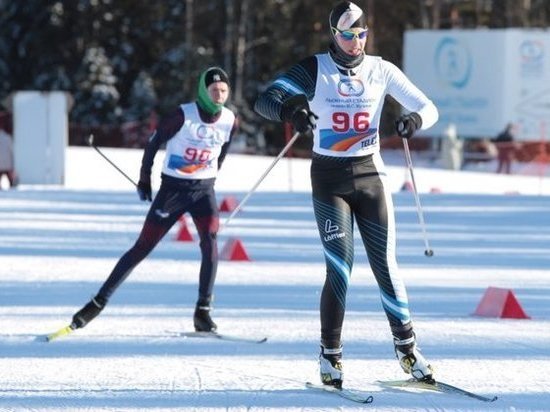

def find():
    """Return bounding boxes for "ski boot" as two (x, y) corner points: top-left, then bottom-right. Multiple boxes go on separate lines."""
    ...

(319, 344), (343, 389)
(393, 325), (433, 382)
(72, 295), (107, 329)
(193, 298), (217, 332)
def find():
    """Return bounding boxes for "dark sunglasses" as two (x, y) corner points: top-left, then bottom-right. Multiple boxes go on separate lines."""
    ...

(331, 27), (369, 41)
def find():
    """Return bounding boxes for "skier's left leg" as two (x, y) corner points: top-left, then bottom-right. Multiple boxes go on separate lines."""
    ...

(353, 154), (433, 381)
(189, 187), (219, 332)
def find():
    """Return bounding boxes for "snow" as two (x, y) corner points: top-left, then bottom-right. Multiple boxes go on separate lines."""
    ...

(1, 146), (550, 411)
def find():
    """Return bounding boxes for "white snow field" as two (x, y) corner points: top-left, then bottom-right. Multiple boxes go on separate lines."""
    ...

(1, 146), (549, 411)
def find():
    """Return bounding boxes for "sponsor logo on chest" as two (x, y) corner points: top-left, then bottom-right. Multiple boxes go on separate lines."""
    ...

(189, 124), (225, 146)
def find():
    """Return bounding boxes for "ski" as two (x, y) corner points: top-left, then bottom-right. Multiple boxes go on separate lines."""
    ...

(377, 378), (498, 403)
(305, 382), (374, 404)
(37, 324), (76, 342)
(166, 330), (268, 344)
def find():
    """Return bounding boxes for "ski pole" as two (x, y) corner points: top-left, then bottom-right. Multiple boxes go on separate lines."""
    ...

(221, 131), (301, 231)
(87, 134), (138, 187)
(402, 138), (433, 257)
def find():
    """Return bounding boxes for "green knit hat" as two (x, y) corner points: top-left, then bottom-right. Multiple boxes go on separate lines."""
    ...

(196, 67), (230, 115)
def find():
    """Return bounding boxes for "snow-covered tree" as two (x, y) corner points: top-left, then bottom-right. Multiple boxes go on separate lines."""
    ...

(124, 71), (157, 122)
(71, 47), (120, 125)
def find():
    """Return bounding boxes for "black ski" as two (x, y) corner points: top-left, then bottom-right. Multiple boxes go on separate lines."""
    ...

(166, 330), (267, 344)
(305, 382), (374, 404)
(377, 378), (498, 402)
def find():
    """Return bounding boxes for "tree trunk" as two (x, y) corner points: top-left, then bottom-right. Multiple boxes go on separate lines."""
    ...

(366, 0), (375, 53)
(432, 0), (441, 29)
(184, 0), (194, 96)
(224, 0), (234, 77)
(234, 0), (250, 104)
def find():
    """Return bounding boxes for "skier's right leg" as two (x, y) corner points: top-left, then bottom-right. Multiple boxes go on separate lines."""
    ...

(72, 185), (182, 329)
(316, 203), (354, 388)
(311, 154), (357, 387)
(311, 183), (354, 386)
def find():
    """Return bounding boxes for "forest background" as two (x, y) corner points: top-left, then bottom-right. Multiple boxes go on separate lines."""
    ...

(1, 0), (549, 155)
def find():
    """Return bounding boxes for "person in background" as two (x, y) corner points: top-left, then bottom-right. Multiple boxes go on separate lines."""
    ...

(494, 123), (516, 174)
(70, 67), (237, 333)
(255, 1), (438, 388)
(441, 123), (463, 170)
(0, 114), (17, 189)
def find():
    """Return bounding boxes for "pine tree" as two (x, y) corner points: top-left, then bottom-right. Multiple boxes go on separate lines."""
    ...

(71, 47), (120, 126)
(124, 71), (157, 123)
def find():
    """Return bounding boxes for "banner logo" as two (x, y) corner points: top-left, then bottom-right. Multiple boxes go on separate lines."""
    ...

(434, 37), (472, 89)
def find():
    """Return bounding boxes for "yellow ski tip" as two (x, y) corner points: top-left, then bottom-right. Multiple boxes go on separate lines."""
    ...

(39, 324), (75, 342)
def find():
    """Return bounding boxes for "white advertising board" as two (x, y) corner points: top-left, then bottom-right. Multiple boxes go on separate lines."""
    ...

(13, 91), (70, 184)
(404, 29), (550, 140)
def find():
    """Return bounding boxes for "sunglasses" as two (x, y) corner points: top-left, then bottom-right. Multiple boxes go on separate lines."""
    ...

(331, 27), (369, 41)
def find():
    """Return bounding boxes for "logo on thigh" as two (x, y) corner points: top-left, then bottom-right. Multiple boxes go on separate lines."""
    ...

(324, 219), (345, 241)
(155, 209), (170, 219)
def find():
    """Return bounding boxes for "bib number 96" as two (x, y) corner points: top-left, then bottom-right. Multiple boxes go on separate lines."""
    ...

(332, 112), (370, 133)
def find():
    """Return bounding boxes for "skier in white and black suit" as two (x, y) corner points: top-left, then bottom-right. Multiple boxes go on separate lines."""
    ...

(255, 1), (438, 388)
(72, 67), (238, 333)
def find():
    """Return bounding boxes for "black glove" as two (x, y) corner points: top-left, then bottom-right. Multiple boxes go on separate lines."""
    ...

(396, 112), (422, 139)
(281, 94), (318, 134)
(137, 177), (152, 201)
(291, 109), (318, 134)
